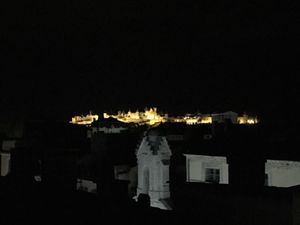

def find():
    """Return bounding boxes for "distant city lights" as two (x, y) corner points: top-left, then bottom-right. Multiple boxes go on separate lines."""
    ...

(70, 108), (258, 126)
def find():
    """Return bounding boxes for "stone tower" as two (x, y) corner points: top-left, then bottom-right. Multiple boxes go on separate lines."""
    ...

(135, 129), (172, 210)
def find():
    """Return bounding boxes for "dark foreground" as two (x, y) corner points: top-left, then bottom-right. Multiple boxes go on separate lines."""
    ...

(0, 179), (180, 225)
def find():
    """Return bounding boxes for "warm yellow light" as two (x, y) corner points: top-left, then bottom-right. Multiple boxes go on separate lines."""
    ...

(186, 118), (199, 125)
(102, 107), (164, 126)
(72, 109), (257, 127)
(200, 116), (212, 124)
(247, 119), (255, 124)
(238, 115), (258, 124)
(70, 113), (99, 125)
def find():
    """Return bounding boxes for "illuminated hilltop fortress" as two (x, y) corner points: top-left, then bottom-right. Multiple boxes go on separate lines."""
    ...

(70, 108), (258, 126)
(70, 112), (99, 125)
(103, 107), (166, 125)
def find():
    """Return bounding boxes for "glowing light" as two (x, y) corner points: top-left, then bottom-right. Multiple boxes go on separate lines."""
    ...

(246, 119), (253, 124)
(200, 116), (212, 124)
(103, 113), (110, 119)
(71, 109), (258, 126)
(103, 107), (165, 126)
(70, 112), (99, 125)
(174, 115), (212, 125)
(186, 118), (199, 125)
(238, 115), (258, 124)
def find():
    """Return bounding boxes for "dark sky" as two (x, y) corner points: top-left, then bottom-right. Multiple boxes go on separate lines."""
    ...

(1, 1), (299, 123)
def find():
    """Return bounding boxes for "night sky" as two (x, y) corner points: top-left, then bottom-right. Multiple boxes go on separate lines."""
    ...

(1, 1), (299, 123)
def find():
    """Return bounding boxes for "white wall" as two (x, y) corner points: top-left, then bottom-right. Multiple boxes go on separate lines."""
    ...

(1, 140), (15, 176)
(189, 159), (203, 181)
(76, 179), (97, 193)
(265, 160), (300, 187)
(185, 154), (229, 184)
(1, 153), (11, 176)
(136, 136), (172, 210)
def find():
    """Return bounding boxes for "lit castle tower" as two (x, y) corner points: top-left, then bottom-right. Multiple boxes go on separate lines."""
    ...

(135, 129), (172, 210)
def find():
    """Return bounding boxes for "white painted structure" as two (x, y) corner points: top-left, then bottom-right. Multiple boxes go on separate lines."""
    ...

(76, 179), (97, 193)
(265, 160), (300, 187)
(1, 152), (11, 176)
(185, 154), (229, 184)
(1, 140), (16, 176)
(135, 130), (172, 210)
